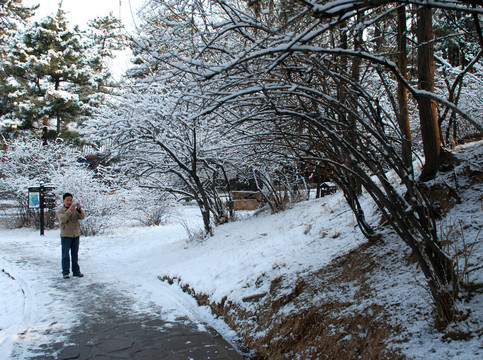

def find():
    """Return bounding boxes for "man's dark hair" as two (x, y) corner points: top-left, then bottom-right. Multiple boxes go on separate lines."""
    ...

(63, 193), (73, 200)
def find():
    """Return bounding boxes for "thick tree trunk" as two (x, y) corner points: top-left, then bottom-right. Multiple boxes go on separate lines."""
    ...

(416, 6), (441, 181)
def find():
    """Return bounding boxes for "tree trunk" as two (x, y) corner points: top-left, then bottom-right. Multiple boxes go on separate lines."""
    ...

(56, 112), (61, 134)
(338, 23), (362, 195)
(348, 12), (363, 195)
(417, 5), (441, 181)
(397, 5), (412, 174)
(191, 129), (213, 235)
(55, 78), (61, 134)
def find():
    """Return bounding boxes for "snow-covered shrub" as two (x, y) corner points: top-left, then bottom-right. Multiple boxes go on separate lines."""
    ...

(106, 186), (173, 228)
(180, 218), (209, 246)
(0, 133), (112, 235)
(138, 203), (170, 226)
(50, 163), (112, 236)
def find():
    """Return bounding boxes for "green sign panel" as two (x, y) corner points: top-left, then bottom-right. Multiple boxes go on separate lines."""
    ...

(29, 192), (40, 208)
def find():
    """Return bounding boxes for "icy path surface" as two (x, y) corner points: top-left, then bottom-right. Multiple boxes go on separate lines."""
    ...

(0, 215), (241, 359)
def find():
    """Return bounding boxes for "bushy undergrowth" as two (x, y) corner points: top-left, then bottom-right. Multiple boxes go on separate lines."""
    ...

(0, 133), (170, 235)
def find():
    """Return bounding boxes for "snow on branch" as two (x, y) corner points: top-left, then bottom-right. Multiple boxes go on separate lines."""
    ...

(303, 0), (483, 19)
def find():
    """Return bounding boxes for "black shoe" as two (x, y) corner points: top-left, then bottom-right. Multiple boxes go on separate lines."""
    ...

(73, 272), (84, 277)
(63, 274), (70, 279)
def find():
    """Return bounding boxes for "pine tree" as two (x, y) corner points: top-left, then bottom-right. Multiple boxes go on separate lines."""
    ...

(0, 0), (36, 34)
(1, 5), (126, 138)
(85, 13), (128, 91)
(2, 7), (91, 135)
(0, 0), (37, 126)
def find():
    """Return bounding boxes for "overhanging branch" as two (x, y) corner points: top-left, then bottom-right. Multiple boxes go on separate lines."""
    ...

(300, 0), (483, 19)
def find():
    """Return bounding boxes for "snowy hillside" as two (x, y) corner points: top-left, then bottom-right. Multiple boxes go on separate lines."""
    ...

(157, 140), (483, 359)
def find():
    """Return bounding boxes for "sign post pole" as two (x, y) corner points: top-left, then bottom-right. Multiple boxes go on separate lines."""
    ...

(39, 185), (45, 236)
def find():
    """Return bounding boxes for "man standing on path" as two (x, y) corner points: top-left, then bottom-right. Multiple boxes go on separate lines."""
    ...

(57, 193), (85, 279)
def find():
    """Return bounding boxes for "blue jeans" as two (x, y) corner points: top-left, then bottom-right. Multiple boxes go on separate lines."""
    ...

(61, 237), (80, 275)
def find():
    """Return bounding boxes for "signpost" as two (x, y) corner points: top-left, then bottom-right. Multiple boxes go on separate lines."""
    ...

(28, 185), (56, 236)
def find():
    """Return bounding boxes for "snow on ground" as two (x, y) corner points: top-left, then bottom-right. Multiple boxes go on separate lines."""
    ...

(0, 141), (482, 359)
(0, 206), (238, 359)
(158, 192), (367, 307)
(0, 190), (365, 359)
(0, 267), (24, 357)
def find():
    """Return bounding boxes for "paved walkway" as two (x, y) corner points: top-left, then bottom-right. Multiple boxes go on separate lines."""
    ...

(1, 229), (247, 359)
(29, 280), (246, 360)
(32, 312), (245, 360)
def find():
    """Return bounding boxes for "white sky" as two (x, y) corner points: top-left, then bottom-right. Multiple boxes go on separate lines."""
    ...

(23, 0), (145, 31)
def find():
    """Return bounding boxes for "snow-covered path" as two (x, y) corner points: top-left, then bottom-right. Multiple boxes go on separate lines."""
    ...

(0, 211), (241, 359)
(0, 194), (365, 359)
